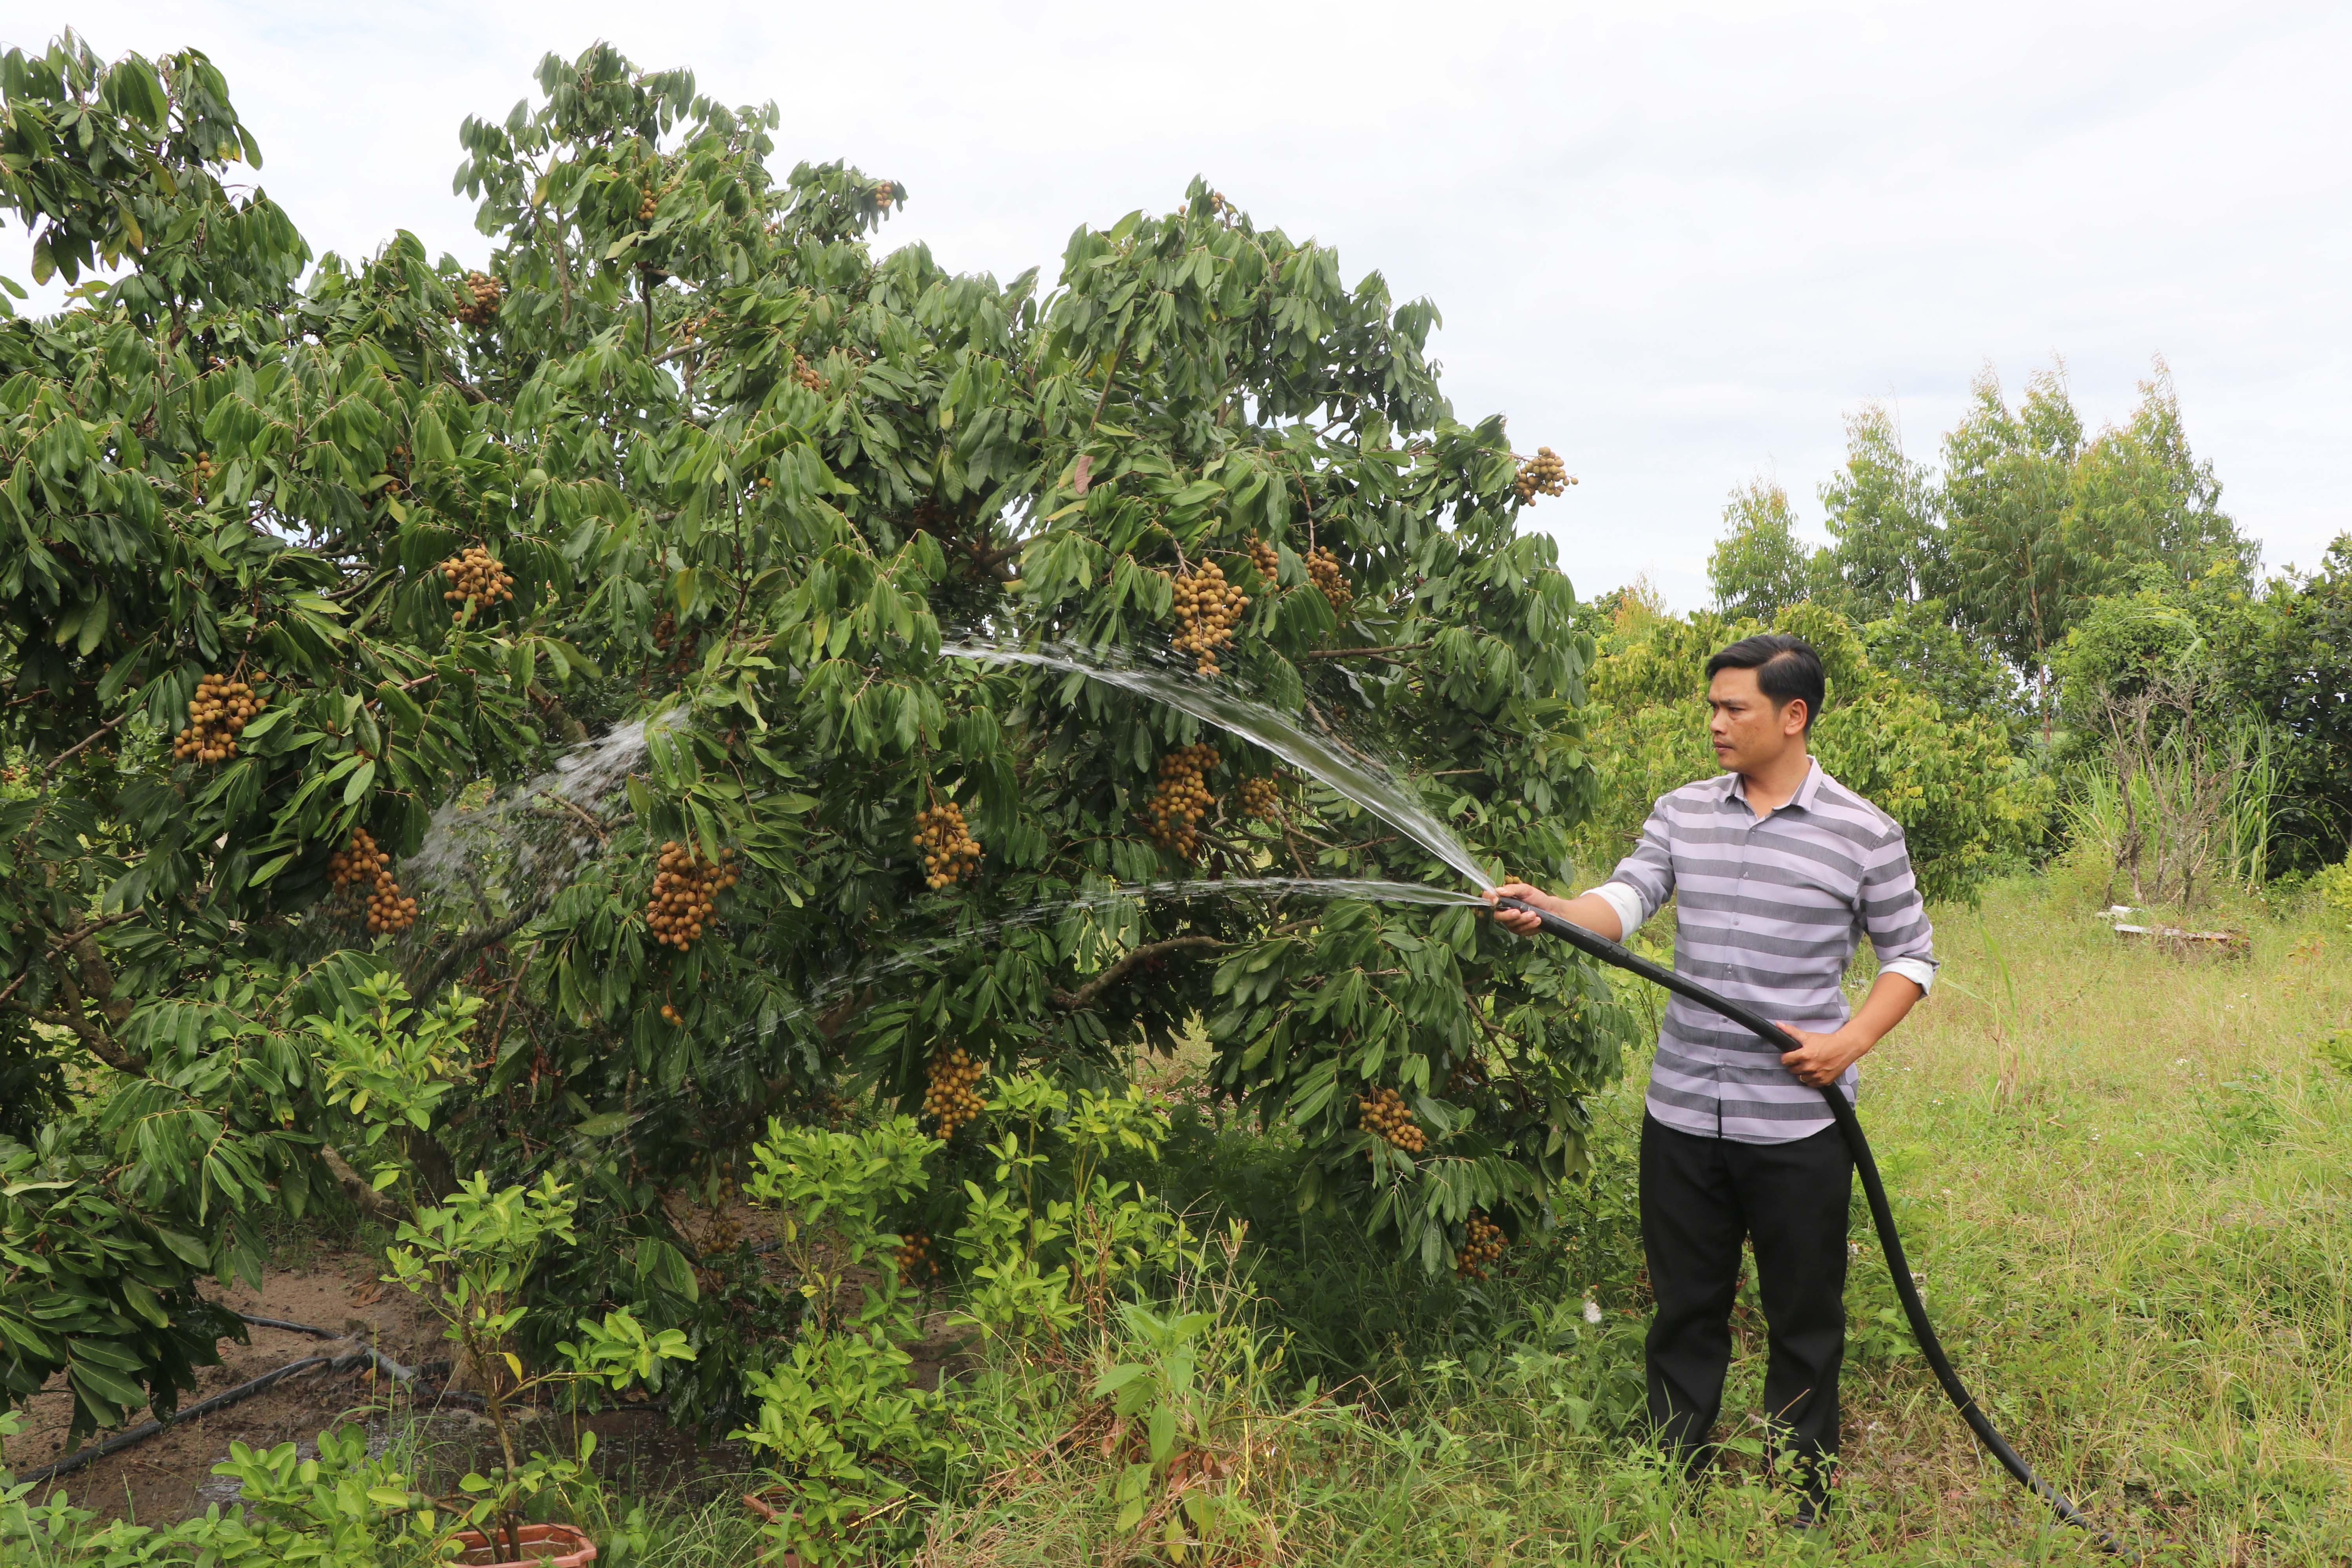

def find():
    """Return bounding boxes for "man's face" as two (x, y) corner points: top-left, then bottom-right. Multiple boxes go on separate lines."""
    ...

(1706, 665), (1806, 772)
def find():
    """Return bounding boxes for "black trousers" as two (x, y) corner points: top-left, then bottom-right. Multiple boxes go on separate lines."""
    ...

(1639, 1113), (1852, 1498)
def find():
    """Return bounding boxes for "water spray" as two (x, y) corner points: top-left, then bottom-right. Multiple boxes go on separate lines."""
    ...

(1495, 897), (2132, 1556)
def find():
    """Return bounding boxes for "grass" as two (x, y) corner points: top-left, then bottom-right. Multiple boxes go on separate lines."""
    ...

(1814, 868), (2352, 1564)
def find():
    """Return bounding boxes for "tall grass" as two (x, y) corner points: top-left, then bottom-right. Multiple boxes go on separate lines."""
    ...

(2065, 722), (2286, 906)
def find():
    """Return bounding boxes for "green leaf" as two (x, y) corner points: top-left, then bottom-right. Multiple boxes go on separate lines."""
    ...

(247, 850), (297, 886)
(69, 1358), (149, 1412)
(118, 1279), (169, 1328)
(1147, 1403), (1177, 1463)
(155, 1229), (211, 1267)
(633, 1238), (699, 1303)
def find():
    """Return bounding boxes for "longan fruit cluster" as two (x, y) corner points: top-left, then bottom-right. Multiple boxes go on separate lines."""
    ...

(1244, 537), (1280, 585)
(895, 1230), (938, 1283)
(1457, 1212), (1508, 1279)
(791, 354), (823, 392)
(1445, 1055), (1489, 1098)
(1144, 744), (1220, 860)
(924, 1047), (986, 1139)
(1513, 446), (1573, 503)
(913, 802), (982, 889)
(456, 271), (502, 328)
(873, 183), (897, 209)
(440, 546), (515, 623)
(1238, 774), (1280, 822)
(1306, 546), (1353, 614)
(1170, 561), (1249, 676)
(172, 673), (266, 764)
(329, 828), (418, 935)
(638, 189), (658, 221)
(186, 453), (218, 500)
(646, 842), (737, 951)
(1359, 1086), (1426, 1155)
(659, 1000), (685, 1026)
(650, 612), (697, 678)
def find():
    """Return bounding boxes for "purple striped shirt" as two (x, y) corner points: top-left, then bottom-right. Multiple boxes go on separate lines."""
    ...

(1594, 759), (1937, 1144)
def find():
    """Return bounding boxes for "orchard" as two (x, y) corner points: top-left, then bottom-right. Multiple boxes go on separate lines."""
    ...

(4, 30), (2345, 1568)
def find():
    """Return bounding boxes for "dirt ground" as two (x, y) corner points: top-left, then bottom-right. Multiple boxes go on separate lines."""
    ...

(7, 1238), (971, 1529)
(3, 1247), (746, 1527)
(6, 1247), (439, 1524)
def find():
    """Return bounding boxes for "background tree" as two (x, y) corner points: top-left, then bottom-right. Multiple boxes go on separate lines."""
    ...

(1857, 602), (2017, 724)
(1935, 364), (2256, 730)
(2217, 538), (2352, 870)
(1817, 402), (1939, 619)
(1937, 365), (2088, 722)
(1705, 478), (1820, 619)
(2067, 363), (2254, 593)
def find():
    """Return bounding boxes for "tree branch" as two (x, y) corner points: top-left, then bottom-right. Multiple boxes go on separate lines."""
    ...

(0, 912), (143, 1010)
(1051, 936), (1224, 1011)
(417, 909), (533, 999)
(526, 682), (590, 745)
(954, 532), (1020, 584)
(42, 711), (132, 778)
(17, 930), (147, 1072)
(1298, 642), (1432, 662)
(319, 1144), (407, 1227)
(17, 978), (140, 1074)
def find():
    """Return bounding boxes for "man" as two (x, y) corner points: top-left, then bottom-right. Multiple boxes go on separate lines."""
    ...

(1485, 632), (1936, 1526)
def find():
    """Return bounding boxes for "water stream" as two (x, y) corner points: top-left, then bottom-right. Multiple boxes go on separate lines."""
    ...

(574, 873), (1486, 1166)
(356, 640), (1514, 1160)
(941, 639), (1497, 891)
(803, 874), (1479, 1004)
(381, 709), (682, 984)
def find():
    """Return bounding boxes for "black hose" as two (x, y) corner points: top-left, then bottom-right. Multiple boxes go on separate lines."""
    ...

(12, 1317), (419, 1491)
(1495, 897), (2132, 1558)
(16, 1355), (337, 1488)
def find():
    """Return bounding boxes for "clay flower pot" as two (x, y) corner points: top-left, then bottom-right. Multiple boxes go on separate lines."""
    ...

(450, 1522), (598, 1566)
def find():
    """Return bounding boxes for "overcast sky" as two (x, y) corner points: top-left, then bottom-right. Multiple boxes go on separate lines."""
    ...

(4, 0), (2344, 608)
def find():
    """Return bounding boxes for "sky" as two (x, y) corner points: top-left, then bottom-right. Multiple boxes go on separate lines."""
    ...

(2, 0), (2345, 609)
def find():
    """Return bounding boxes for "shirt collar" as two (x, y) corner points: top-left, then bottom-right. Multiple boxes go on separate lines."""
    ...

(1725, 757), (1824, 815)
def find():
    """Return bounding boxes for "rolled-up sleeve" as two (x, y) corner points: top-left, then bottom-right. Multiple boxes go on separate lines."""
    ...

(1592, 796), (1678, 939)
(1860, 826), (1937, 992)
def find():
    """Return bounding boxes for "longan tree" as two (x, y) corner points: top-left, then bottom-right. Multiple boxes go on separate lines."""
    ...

(0, 34), (1631, 1436)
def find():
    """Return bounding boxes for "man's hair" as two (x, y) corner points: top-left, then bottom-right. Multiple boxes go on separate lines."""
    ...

(1705, 633), (1825, 732)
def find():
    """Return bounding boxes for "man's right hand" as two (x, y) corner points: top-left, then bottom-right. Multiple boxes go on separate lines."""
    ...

(1481, 883), (1628, 942)
(1483, 882), (1558, 935)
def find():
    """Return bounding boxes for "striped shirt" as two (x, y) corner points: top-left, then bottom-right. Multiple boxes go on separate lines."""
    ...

(1586, 759), (1937, 1144)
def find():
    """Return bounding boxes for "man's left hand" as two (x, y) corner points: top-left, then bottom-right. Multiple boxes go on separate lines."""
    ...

(1776, 1022), (1873, 1087)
